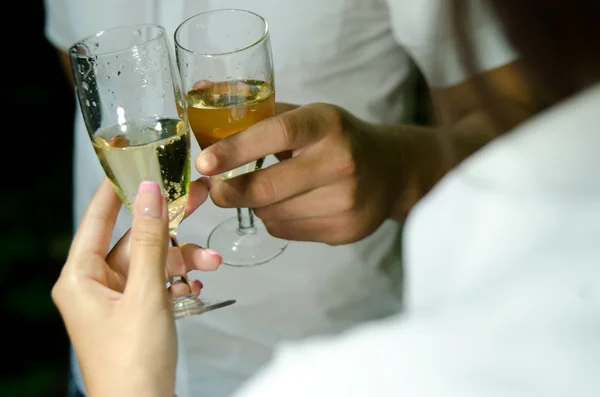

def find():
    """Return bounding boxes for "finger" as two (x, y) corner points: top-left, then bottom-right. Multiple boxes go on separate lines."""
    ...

(165, 244), (221, 277)
(209, 144), (354, 208)
(253, 180), (357, 222)
(169, 278), (202, 299)
(165, 244), (215, 298)
(262, 215), (360, 245)
(180, 244), (222, 272)
(125, 181), (170, 300)
(183, 177), (210, 219)
(275, 102), (299, 115)
(196, 104), (335, 176)
(68, 178), (122, 262)
(273, 102), (300, 162)
(165, 247), (191, 298)
(106, 177), (210, 277)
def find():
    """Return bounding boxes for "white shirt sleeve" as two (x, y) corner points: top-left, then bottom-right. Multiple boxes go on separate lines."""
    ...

(387, 0), (518, 87)
(230, 267), (600, 397)
(230, 87), (600, 397)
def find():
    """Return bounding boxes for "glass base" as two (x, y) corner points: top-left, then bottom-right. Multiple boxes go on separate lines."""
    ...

(172, 295), (236, 320)
(207, 216), (289, 267)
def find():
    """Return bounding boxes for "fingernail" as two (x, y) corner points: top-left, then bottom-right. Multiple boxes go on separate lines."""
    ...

(199, 176), (212, 191)
(197, 151), (217, 173)
(188, 277), (204, 289)
(201, 248), (223, 264)
(136, 181), (162, 218)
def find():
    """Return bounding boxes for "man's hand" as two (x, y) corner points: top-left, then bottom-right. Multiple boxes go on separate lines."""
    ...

(196, 103), (407, 245)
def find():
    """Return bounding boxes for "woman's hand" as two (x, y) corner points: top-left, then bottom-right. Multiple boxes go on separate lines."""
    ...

(52, 178), (217, 397)
(107, 177), (223, 298)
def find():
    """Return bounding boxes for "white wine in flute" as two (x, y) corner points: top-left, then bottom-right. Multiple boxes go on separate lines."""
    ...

(92, 116), (191, 231)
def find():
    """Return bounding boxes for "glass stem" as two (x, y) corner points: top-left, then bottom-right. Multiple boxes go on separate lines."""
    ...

(168, 231), (193, 295)
(237, 208), (257, 234)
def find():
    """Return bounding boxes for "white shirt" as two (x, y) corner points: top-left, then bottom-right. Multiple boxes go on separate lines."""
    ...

(44, 1), (516, 396)
(233, 83), (600, 397)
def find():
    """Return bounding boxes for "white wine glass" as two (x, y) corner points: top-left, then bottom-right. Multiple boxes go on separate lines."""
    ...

(175, 9), (289, 267)
(69, 23), (235, 318)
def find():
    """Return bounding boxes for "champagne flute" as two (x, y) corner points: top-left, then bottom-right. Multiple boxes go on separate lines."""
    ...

(175, 9), (289, 267)
(69, 23), (235, 318)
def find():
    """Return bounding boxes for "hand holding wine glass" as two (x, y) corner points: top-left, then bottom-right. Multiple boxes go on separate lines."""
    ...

(52, 179), (179, 397)
(69, 23), (235, 318)
(175, 9), (288, 267)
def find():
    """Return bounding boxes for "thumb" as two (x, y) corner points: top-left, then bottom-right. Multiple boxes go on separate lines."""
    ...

(125, 181), (170, 302)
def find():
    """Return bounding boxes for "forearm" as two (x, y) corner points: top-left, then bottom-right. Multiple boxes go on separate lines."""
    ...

(378, 105), (528, 223)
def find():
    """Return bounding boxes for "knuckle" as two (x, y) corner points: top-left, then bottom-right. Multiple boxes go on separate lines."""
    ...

(131, 228), (166, 248)
(247, 174), (277, 206)
(310, 103), (344, 133)
(327, 215), (363, 246)
(215, 134), (242, 159)
(276, 104), (335, 147)
(274, 114), (297, 148)
(210, 178), (248, 208)
(208, 187), (228, 208)
(251, 206), (269, 220)
(336, 189), (358, 214)
(335, 152), (358, 178)
(261, 220), (286, 240)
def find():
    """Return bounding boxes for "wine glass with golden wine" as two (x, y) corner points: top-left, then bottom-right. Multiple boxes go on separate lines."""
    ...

(175, 9), (289, 267)
(69, 23), (235, 318)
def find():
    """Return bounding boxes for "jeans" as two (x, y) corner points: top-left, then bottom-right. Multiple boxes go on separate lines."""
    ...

(67, 372), (86, 397)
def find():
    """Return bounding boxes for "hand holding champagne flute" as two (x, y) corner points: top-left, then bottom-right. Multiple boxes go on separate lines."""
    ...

(69, 23), (235, 318)
(175, 9), (288, 267)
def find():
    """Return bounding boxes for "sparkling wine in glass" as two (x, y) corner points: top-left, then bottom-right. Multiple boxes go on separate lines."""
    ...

(175, 9), (289, 267)
(69, 23), (235, 318)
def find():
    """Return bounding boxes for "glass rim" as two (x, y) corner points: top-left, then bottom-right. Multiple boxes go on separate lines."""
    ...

(68, 23), (167, 59)
(174, 8), (269, 57)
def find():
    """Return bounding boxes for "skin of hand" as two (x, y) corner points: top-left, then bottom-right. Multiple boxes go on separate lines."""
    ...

(196, 103), (409, 245)
(195, 63), (537, 245)
(51, 178), (218, 397)
(105, 177), (223, 297)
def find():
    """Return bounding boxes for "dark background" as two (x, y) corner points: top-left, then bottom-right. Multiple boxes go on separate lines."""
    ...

(2, 0), (75, 395)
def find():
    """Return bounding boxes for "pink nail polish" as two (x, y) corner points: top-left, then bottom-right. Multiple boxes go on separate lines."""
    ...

(136, 181), (162, 218)
(201, 248), (223, 264)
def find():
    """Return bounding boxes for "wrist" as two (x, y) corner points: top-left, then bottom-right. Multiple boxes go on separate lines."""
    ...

(370, 123), (449, 222)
